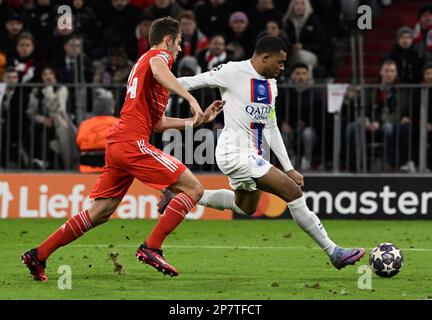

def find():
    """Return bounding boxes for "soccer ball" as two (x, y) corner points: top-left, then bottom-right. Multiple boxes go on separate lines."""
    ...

(369, 243), (404, 278)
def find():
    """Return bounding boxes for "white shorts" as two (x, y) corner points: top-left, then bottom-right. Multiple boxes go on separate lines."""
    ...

(216, 153), (273, 191)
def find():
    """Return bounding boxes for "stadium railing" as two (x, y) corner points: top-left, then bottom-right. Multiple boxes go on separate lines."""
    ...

(0, 83), (430, 174)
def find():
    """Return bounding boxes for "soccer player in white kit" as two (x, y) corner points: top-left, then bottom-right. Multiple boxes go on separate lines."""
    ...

(163, 36), (365, 269)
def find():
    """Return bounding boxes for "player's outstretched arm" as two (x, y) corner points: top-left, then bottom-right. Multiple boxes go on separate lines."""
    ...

(178, 63), (235, 91)
(154, 100), (225, 133)
(150, 57), (204, 125)
(265, 118), (304, 188)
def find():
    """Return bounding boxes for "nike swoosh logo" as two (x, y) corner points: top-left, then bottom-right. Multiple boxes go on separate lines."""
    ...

(257, 97), (267, 101)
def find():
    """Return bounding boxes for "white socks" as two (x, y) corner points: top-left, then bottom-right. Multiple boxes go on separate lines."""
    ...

(198, 189), (247, 215)
(287, 196), (337, 256)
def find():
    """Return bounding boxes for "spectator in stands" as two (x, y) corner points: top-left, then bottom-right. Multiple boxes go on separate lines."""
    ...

(145, 0), (184, 20)
(27, 66), (76, 169)
(387, 27), (424, 84)
(76, 94), (119, 173)
(346, 60), (411, 171)
(282, 0), (326, 75)
(423, 64), (432, 171)
(53, 36), (92, 84)
(40, 16), (75, 64)
(136, 14), (153, 57)
(413, 4), (432, 63)
(226, 11), (254, 60)
(278, 63), (322, 171)
(0, 66), (30, 169)
(247, 0), (283, 36)
(0, 11), (24, 59)
(179, 11), (209, 57)
(225, 42), (245, 62)
(9, 32), (38, 83)
(25, 0), (55, 44)
(101, 0), (142, 61)
(259, 19), (290, 45)
(194, 0), (233, 37)
(93, 47), (133, 103)
(197, 34), (228, 72)
(169, 56), (201, 120)
(93, 47), (133, 85)
(71, 0), (99, 48)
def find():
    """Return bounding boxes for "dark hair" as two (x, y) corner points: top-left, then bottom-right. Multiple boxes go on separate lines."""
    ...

(419, 4), (432, 17)
(108, 47), (127, 59)
(380, 59), (397, 69)
(4, 66), (18, 74)
(63, 35), (81, 46)
(149, 16), (181, 47)
(423, 63), (432, 74)
(254, 35), (287, 55)
(179, 10), (196, 22)
(290, 62), (309, 74)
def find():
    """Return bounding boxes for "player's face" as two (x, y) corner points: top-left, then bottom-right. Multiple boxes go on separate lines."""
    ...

(168, 34), (182, 61)
(264, 50), (286, 79)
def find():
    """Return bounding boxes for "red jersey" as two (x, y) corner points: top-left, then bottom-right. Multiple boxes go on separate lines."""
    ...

(107, 49), (174, 143)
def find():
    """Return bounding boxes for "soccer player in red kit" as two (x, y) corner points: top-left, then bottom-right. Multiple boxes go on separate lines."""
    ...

(21, 17), (224, 280)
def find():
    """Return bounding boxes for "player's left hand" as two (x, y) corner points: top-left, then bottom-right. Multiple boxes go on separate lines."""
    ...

(287, 169), (304, 189)
(203, 100), (225, 123)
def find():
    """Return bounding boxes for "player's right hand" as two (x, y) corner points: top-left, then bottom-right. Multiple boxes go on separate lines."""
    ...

(190, 99), (204, 126)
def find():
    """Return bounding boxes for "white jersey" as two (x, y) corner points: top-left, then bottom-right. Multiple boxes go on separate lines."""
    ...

(178, 60), (293, 174)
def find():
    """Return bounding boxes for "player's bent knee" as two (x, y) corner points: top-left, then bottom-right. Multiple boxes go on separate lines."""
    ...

(289, 187), (303, 202)
(189, 183), (204, 201)
(89, 199), (119, 225)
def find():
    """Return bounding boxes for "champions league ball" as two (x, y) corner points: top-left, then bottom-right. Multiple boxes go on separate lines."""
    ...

(369, 243), (404, 278)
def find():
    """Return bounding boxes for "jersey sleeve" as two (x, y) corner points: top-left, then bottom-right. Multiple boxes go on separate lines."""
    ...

(264, 110), (294, 172)
(154, 51), (174, 67)
(178, 62), (236, 90)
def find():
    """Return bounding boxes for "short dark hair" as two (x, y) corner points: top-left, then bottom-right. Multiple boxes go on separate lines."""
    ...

(290, 62), (309, 74)
(419, 4), (432, 17)
(254, 35), (287, 55)
(423, 63), (432, 74)
(149, 16), (181, 47)
(380, 59), (397, 69)
(4, 66), (17, 74)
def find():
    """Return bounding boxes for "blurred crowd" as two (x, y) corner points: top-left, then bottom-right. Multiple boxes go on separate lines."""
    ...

(0, 0), (431, 173)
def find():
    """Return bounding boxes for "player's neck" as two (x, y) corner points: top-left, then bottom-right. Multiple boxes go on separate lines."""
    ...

(151, 45), (169, 51)
(250, 58), (267, 79)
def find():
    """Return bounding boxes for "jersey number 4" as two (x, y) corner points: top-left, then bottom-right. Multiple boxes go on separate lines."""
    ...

(126, 60), (140, 99)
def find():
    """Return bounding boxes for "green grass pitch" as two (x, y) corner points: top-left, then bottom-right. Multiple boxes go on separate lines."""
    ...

(1, 219), (431, 300)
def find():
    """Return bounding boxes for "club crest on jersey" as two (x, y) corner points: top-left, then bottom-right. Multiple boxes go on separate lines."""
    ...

(250, 79), (272, 104)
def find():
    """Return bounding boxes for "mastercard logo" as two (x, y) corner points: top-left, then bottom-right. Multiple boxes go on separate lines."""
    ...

(254, 192), (287, 218)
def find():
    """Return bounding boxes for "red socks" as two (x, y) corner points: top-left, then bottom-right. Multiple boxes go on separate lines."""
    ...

(36, 193), (196, 260)
(146, 192), (196, 249)
(37, 210), (93, 261)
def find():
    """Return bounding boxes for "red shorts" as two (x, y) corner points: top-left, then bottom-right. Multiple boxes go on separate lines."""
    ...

(90, 140), (187, 200)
